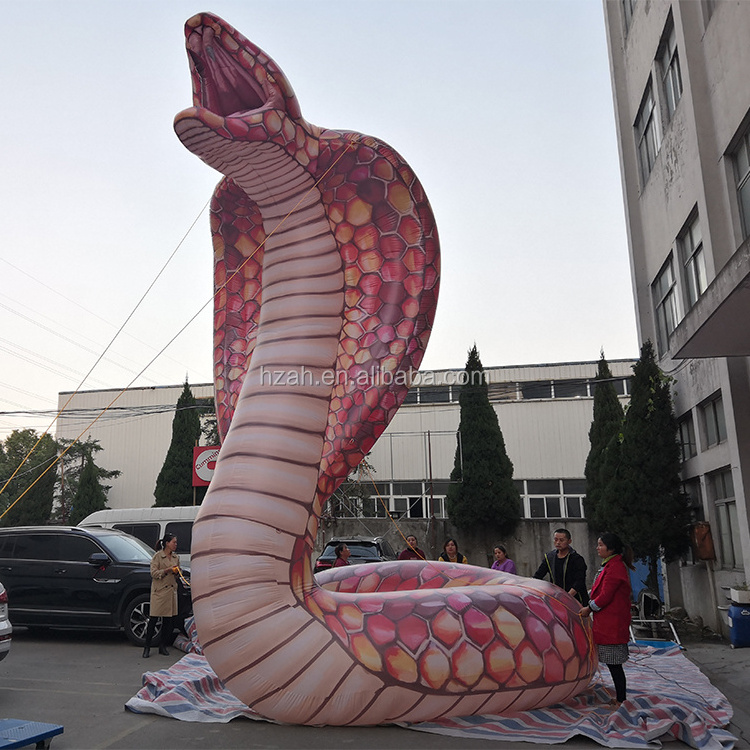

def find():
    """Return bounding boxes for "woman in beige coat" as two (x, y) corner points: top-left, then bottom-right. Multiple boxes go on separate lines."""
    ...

(142, 533), (180, 658)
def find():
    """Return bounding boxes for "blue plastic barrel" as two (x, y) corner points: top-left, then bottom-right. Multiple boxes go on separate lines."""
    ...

(728, 605), (750, 648)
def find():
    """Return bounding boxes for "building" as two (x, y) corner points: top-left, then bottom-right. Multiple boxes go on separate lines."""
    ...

(603, 0), (750, 631)
(56, 360), (635, 575)
(56, 359), (635, 520)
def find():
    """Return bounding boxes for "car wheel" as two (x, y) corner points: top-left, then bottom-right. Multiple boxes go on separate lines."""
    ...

(123, 594), (160, 646)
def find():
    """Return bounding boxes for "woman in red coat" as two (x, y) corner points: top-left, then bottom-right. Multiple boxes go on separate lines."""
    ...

(580, 532), (634, 706)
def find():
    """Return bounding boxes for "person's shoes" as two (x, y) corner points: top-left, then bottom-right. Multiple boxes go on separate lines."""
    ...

(142, 647), (150, 658)
(158, 645), (169, 656)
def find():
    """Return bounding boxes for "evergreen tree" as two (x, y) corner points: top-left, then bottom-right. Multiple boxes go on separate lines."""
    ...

(600, 341), (691, 591)
(584, 352), (625, 532)
(196, 397), (220, 446)
(69, 455), (109, 525)
(0, 429), (57, 526)
(55, 436), (120, 524)
(154, 380), (204, 507)
(446, 345), (521, 538)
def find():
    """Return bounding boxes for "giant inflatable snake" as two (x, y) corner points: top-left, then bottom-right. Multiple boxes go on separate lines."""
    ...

(174, 13), (596, 726)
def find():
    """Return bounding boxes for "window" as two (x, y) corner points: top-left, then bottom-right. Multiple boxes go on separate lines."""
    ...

(702, 394), (727, 448)
(553, 380), (588, 398)
(521, 381), (552, 400)
(635, 82), (661, 183)
(709, 468), (741, 568)
(529, 497), (562, 519)
(678, 414), (697, 461)
(521, 479), (586, 519)
(113, 522), (160, 551)
(732, 127), (750, 240)
(683, 477), (704, 522)
(417, 386), (451, 404)
(165, 522), (194, 556)
(681, 214), (707, 308)
(658, 19), (682, 121)
(58, 536), (100, 562)
(652, 257), (679, 355)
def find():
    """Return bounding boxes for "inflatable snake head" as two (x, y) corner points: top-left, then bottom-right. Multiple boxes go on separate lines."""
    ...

(176, 13), (319, 177)
(184, 13), (300, 119)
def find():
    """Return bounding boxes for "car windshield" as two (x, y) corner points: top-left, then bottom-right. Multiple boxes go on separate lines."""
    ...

(324, 542), (378, 558)
(96, 533), (154, 563)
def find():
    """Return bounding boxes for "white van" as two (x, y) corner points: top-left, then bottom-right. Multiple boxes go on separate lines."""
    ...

(78, 506), (201, 561)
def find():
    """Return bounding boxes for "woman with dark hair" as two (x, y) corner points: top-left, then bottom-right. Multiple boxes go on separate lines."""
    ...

(438, 538), (468, 564)
(399, 535), (426, 561)
(332, 542), (351, 567)
(580, 532), (635, 707)
(491, 544), (517, 574)
(142, 532), (181, 658)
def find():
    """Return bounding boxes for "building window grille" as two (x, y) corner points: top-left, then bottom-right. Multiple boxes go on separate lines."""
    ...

(659, 19), (683, 121)
(678, 414), (697, 461)
(733, 128), (750, 240)
(702, 394), (727, 448)
(652, 257), (679, 355)
(681, 214), (707, 308)
(635, 83), (661, 183)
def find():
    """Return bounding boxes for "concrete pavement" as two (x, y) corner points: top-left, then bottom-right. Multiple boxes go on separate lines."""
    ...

(1, 627), (748, 749)
(683, 637), (750, 748)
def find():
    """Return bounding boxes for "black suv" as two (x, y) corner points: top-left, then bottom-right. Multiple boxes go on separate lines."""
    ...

(314, 536), (398, 573)
(0, 526), (190, 646)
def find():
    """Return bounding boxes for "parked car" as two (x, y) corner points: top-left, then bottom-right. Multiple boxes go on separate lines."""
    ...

(313, 536), (398, 573)
(0, 526), (191, 646)
(0, 580), (11, 661)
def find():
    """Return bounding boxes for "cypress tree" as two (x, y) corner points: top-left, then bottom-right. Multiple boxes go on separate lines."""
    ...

(154, 380), (204, 507)
(584, 352), (625, 533)
(600, 341), (691, 591)
(69, 454), (109, 525)
(446, 345), (521, 538)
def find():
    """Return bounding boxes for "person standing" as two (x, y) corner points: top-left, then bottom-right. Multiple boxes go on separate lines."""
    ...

(332, 543), (351, 567)
(579, 532), (635, 707)
(142, 533), (180, 658)
(491, 544), (517, 574)
(439, 538), (468, 564)
(399, 535), (426, 560)
(532, 528), (589, 604)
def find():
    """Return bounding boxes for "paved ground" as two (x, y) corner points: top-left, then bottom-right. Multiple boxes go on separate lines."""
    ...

(1, 627), (748, 749)
(682, 637), (750, 748)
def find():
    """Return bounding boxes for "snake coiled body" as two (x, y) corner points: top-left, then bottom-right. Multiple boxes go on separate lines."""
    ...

(174, 13), (595, 726)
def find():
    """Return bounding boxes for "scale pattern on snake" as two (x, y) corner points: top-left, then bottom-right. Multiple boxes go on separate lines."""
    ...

(174, 12), (596, 726)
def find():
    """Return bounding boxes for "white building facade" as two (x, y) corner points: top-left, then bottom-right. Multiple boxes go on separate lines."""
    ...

(56, 359), (635, 524)
(604, 0), (750, 631)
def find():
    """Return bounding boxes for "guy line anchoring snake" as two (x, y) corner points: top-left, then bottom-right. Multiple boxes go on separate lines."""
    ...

(174, 13), (596, 726)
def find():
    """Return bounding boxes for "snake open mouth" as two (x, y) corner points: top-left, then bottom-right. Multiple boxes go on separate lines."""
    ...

(186, 15), (274, 118)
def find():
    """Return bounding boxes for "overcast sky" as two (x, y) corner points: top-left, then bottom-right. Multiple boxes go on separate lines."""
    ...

(0, 0), (639, 441)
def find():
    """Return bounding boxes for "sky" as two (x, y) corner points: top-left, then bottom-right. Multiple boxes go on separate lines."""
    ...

(0, 0), (639, 441)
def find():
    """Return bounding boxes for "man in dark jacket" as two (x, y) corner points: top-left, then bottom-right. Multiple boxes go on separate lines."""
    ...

(533, 528), (589, 605)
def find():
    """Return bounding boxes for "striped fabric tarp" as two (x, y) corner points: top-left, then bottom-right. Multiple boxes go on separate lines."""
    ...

(126, 622), (736, 749)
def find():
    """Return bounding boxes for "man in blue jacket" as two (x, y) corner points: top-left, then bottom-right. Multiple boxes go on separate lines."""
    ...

(533, 528), (589, 605)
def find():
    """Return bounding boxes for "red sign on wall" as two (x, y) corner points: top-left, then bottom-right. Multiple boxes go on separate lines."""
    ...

(193, 446), (220, 487)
